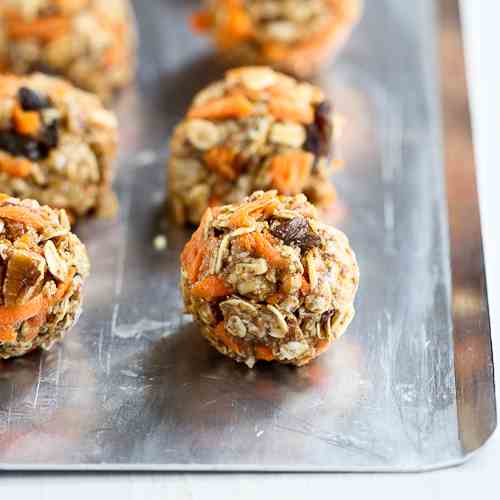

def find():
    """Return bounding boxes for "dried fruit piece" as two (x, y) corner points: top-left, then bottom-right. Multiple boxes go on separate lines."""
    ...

(3, 249), (46, 306)
(305, 101), (333, 160)
(270, 217), (321, 252)
(18, 87), (50, 112)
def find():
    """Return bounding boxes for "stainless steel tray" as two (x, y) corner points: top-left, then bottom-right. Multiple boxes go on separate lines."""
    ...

(0, 0), (495, 471)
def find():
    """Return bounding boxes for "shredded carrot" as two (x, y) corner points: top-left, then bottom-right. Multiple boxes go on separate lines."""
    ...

(203, 146), (239, 181)
(0, 155), (32, 178)
(229, 192), (278, 228)
(269, 151), (313, 196)
(238, 232), (288, 269)
(0, 326), (18, 343)
(188, 94), (254, 120)
(268, 98), (314, 124)
(214, 0), (253, 49)
(214, 321), (241, 353)
(315, 338), (332, 355)
(180, 209), (211, 283)
(7, 15), (70, 42)
(301, 276), (311, 295)
(0, 267), (76, 344)
(190, 10), (213, 32)
(12, 104), (41, 136)
(255, 344), (274, 361)
(191, 275), (233, 301)
(266, 292), (286, 305)
(0, 294), (46, 330)
(0, 205), (45, 230)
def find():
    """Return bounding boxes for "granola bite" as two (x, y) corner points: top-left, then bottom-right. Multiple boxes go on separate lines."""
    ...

(191, 0), (362, 77)
(180, 191), (359, 367)
(0, 194), (90, 359)
(0, 73), (118, 219)
(169, 66), (339, 225)
(0, 0), (137, 100)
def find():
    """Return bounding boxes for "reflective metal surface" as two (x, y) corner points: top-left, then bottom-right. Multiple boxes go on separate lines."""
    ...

(0, 0), (495, 471)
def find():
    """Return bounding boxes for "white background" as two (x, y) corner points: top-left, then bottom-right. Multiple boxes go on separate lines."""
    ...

(0, 2), (497, 498)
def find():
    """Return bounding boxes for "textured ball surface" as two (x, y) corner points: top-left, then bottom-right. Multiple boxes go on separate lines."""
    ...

(169, 66), (339, 226)
(181, 191), (359, 367)
(0, 194), (90, 359)
(0, 73), (118, 219)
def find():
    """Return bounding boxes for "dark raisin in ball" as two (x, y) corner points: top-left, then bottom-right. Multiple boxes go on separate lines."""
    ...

(305, 101), (333, 160)
(18, 87), (51, 111)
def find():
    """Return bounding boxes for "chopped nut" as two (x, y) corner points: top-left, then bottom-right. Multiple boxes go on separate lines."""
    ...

(44, 240), (68, 282)
(3, 249), (46, 305)
(226, 315), (247, 338)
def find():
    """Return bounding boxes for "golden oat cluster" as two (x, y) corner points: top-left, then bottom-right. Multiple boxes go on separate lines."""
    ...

(180, 191), (359, 367)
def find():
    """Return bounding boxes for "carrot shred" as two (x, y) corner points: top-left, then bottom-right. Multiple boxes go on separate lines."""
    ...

(7, 15), (70, 42)
(214, 321), (241, 353)
(191, 275), (233, 301)
(266, 292), (286, 305)
(300, 276), (311, 295)
(269, 151), (314, 196)
(0, 205), (46, 230)
(180, 209), (212, 283)
(214, 0), (253, 48)
(190, 10), (213, 32)
(268, 98), (314, 124)
(12, 104), (41, 136)
(0, 326), (18, 343)
(255, 344), (274, 361)
(0, 294), (46, 330)
(203, 146), (239, 181)
(238, 232), (288, 269)
(229, 192), (279, 228)
(188, 94), (254, 120)
(315, 338), (332, 355)
(0, 267), (76, 344)
(0, 154), (32, 178)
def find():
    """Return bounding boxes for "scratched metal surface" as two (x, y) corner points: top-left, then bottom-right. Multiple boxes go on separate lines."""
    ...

(0, 0), (495, 471)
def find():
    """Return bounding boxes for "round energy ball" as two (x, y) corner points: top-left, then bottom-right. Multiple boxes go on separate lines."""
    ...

(0, 194), (90, 359)
(169, 66), (340, 225)
(0, 0), (137, 100)
(0, 73), (118, 219)
(191, 0), (362, 77)
(180, 191), (359, 367)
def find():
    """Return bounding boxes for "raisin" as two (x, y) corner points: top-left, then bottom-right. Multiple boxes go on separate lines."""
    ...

(18, 87), (50, 111)
(39, 120), (59, 149)
(304, 101), (333, 162)
(270, 217), (321, 253)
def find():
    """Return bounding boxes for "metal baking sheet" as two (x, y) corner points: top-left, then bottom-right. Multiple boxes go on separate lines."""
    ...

(0, 0), (495, 471)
